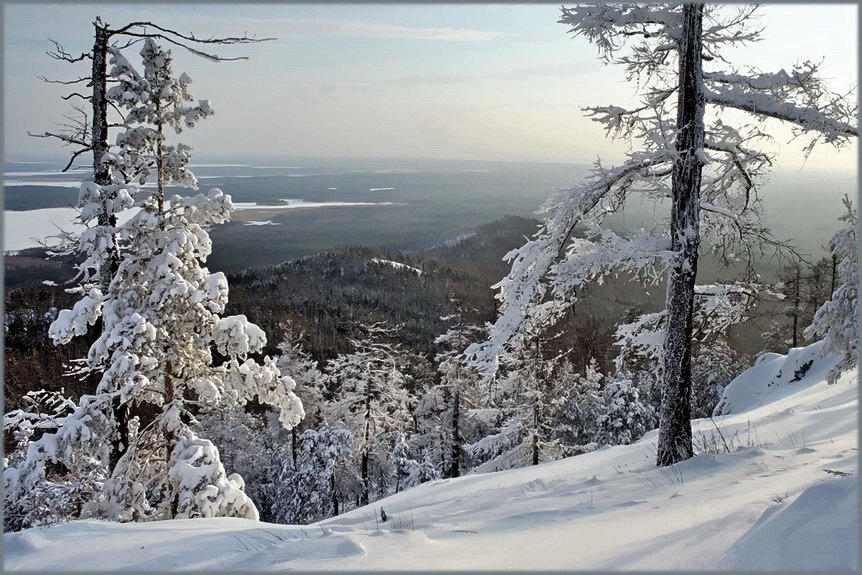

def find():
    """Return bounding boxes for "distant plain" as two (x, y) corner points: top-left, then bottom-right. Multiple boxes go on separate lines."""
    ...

(3, 155), (854, 276)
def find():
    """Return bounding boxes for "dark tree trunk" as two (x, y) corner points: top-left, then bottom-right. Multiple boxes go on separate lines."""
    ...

(165, 358), (179, 518)
(93, 21), (128, 477)
(361, 378), (371, 506)
(107, 396), (128, 474)
(91, 21), (120, 291)
(531, 335), (542, 466)
(531, 401), (540, 466)
(360, 451), (369, 507)
(331, 471), (339, 516)
(792, 267), (801, 347)
(448, 386), (461, 478)
(657, 3), (704, 467)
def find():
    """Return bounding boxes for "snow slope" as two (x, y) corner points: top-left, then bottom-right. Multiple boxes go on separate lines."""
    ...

(4, 345), (857, 571)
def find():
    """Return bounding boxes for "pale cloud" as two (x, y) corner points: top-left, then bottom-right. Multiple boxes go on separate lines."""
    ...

(510, 41), (557, 48)
(316, 61), (600, 91)
(4, 7), (505, 45)
(256, 18), (505, 42)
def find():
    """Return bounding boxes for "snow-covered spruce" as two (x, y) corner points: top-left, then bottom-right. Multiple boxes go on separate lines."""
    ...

(465, 337), (607, 472)
(5, 40), (303, 526)
(804, 196), (857, 382)
(422, 303), (487, 479)
(274, 427), (353, 525)
(323, 322), (416, 507)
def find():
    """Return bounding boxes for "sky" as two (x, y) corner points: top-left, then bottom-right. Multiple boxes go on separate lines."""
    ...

(3, 3), (858, 171)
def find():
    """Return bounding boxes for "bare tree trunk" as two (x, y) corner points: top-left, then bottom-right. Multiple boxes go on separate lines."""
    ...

(448, 308), (463, 479)
(92, 21), (129, 478)
(331, 471), (339, 516)
(361, 377), (371, 507)
(792, 266), (801, 347)
(360, 451), (369, 506)
(531, 334), (542, 466)
(449, 386), (461, 478)
(657, 3), (704, 467)
(91, 21), (120, 291)
(165, 358), (178, 518)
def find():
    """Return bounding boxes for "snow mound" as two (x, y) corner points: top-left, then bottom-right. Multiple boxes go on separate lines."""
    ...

(725, 474), (858, 571)
(715, 341), (840, 415)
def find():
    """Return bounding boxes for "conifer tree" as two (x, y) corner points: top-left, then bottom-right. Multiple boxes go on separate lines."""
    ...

(273, 427), (353, 524)
(6, 38), (302, 525)
(431, 300), (485, 478)
(324, 322), (414, 506)
(804, 196), (858, 381)
(551, 358), (605, 451)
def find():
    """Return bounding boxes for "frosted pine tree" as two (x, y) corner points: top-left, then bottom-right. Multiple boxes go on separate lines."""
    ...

(468, 4), (856, 465)
(465, 334), (565, 472)
(550, 358), (605, 452)
(276, 328), (328, 429)
(273, 427), (353, 524)
(3, 390), (92, 532)
(596, 378), (655, 446)
(425, 302), (485, 478)
(691, 339), (746, 419)
(613, 283), (759, 418)
(6, 40), (303, 524)
(32, 19), (270, 295)
(464, 368), (534, 473)
(804, 196), (858, 382)
(324, 322), (414, 505)
(193, 403), (289, 524)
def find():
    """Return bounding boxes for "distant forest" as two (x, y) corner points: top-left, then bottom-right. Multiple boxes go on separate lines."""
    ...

(5, 211), (829, 414)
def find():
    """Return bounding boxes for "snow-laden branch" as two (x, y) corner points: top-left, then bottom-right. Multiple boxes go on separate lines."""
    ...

(560, 4), (761, 68)
(699, 201), (740, 222)
(466, 152), (673, 369)
(700, 5), (762, 61)
(559, 3), (682, 60)
(613, 281), (769, 374)
(704, 63), (858, 148)
(583, 91), (676, 141)
(706, 86), (858, 140)
(550, 225), (673, 298)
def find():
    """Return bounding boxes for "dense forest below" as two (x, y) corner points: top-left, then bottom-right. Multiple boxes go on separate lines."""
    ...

(4, 210), (828, 415)
(5, 215), (624, 409)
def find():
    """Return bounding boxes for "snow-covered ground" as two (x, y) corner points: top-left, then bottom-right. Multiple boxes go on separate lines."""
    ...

(4, 345), (857, 571)
(371, 258), (423, 276)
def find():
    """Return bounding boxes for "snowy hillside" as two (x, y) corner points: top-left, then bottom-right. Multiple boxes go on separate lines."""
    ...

(5, 345), (857, 571)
